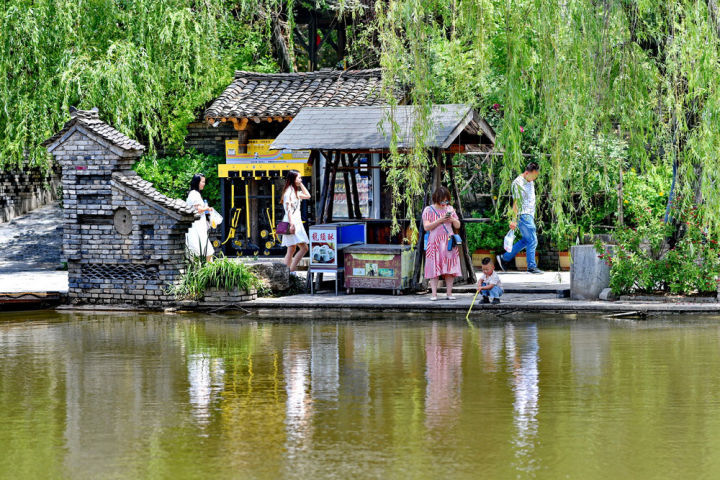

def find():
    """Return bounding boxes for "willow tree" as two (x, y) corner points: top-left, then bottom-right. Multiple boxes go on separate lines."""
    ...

(0, 0), (277, 170)
(375, 0), (720, 239)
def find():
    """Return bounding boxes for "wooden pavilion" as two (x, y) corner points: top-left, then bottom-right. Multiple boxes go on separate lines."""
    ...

(271, 104), (496, 285)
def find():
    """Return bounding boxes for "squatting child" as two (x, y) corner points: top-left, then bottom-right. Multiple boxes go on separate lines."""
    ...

(476, 257), (503, 304)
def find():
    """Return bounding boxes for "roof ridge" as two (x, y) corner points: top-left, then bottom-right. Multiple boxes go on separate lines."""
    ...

(112, 172), (197, 217)
(42, 109), (145, 153)
(233, 68), (382, 80)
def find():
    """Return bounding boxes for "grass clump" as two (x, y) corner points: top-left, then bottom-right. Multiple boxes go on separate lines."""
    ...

(171, 254), (261, 300)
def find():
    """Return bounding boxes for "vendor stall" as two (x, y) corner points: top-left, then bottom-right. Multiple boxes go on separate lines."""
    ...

(344, 244), (415, 295)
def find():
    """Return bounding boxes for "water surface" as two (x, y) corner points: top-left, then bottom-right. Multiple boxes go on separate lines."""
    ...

(2, 311), (720, 479)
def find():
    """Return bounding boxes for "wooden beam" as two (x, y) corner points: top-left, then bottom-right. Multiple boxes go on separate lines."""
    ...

(284, 116), (293, 122)
(273, 116), (283, 122)
(238, 118), (248, 130)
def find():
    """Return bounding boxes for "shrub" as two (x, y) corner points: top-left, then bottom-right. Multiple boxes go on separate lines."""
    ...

(134, 151), (224, 208)
(171, 255), (261, 300)
(598, 205), (720, 296)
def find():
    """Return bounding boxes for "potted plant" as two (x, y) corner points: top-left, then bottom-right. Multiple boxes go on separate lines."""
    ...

(514, 252), (539, 270)
(466, 212), (506, 267)
(553, 235), (572, 271)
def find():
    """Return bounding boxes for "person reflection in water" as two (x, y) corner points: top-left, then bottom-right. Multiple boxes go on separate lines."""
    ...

(424, 322), (464, 430)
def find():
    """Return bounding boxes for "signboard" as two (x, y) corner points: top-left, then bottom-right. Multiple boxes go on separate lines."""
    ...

(310, 228), (338, 267)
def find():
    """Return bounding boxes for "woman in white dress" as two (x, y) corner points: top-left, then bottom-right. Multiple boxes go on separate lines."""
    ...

(185, 173), (215, 262)
(281, 170), (311, 271)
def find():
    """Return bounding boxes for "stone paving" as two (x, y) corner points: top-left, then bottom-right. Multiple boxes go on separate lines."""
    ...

(0, 202), (63, 272)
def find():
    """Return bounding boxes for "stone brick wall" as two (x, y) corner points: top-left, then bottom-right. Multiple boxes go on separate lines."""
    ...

(47, 112), (196, 308)
(0, 166), (61, 223)
(184, 122), (237, 157)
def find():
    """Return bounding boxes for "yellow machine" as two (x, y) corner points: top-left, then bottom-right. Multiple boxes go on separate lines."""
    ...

(218, 139), (313, 256)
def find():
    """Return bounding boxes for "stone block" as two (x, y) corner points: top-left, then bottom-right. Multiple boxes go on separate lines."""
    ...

(599, 288), (617, 301)
(571, 245), (612, 300)
(245, 261), (290, 292)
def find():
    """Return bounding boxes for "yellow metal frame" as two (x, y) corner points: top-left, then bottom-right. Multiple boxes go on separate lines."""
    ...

(218, 162), (312, 178)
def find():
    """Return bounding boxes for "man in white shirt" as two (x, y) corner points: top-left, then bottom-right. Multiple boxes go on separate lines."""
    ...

(497, 162), (544, 274)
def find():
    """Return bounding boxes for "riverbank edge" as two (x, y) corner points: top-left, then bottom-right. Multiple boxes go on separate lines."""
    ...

(51, 296), (720, 316)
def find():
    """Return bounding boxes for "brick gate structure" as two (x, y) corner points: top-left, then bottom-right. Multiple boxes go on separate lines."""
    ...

(42, 108), (197, 306)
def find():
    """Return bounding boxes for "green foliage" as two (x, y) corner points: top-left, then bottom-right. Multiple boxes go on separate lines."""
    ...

(171, 255), (262, 300)
(133, 152), (223, 209)
(622, 166), (672, 227)
(375, 0), (720, 240)
(598, 205), (720, 296)
(465, 213), (507, 253)
(4, 0), (277, 169)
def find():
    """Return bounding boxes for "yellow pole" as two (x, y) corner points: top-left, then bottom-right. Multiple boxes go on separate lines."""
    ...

(271, 183), (276, 241)
(245, 183), (250, 238)
(466, 290), (480, 321)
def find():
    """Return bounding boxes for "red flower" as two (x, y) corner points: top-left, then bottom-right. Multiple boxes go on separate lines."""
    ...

(493, 103), (500, 111)
(520, 126), (525, 133)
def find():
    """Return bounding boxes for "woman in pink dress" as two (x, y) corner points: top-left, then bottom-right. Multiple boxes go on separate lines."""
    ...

(422, 186), (462, 300)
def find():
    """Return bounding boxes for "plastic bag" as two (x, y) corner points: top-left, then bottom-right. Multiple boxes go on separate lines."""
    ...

(503, 229), (515, 253)
(209, 209), (223, 229)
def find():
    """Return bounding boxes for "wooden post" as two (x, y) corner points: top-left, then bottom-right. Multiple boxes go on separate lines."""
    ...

(322, 152), (340, 223)
(318, 150), (333, 223)
(348, 153), (362, 219)
(413, 186), (432, 289)
(432, 148), (442, 191)
(447, 153), (477, 285)
(340, 153), (354, 218)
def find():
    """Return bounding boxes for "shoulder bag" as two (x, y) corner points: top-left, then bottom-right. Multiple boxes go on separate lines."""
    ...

(277, 190), (297, 236)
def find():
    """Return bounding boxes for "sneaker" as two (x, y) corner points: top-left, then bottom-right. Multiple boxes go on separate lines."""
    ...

(496, 255), (506, 272)
(527, 268), (545, 274)
(446, 296), (457, 300)
(491, 298), (501, 304)
(429, 296), (438, 301)
(481, 296), (490, 304)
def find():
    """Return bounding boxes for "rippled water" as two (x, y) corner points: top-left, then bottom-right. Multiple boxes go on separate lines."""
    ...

(2, 311), (720, 479)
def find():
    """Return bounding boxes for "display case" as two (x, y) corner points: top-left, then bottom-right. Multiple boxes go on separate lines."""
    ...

(344, 244), (415, 295)
(308, 222), (366, 295)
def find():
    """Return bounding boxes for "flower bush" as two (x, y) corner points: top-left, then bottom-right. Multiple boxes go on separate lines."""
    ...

(598, 204), (720, 296)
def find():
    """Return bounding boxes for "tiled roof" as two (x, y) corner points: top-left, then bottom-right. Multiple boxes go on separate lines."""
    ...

(271, 104), (490, 151)
(112, 172), (198, 218)
(205, 69), (403, 120)
(42, 109), (145, 153)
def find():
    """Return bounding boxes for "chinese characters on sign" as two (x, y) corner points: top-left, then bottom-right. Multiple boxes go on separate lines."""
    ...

(310, 229), (337, 267)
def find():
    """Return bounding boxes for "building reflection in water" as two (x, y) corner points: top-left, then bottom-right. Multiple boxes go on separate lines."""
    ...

(311, 324), (339, 403)
(505, 323), (540, 474)
(187, 353), (225, 426)
(283, 341), (313, 452)
(424, 322), (464, 430)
